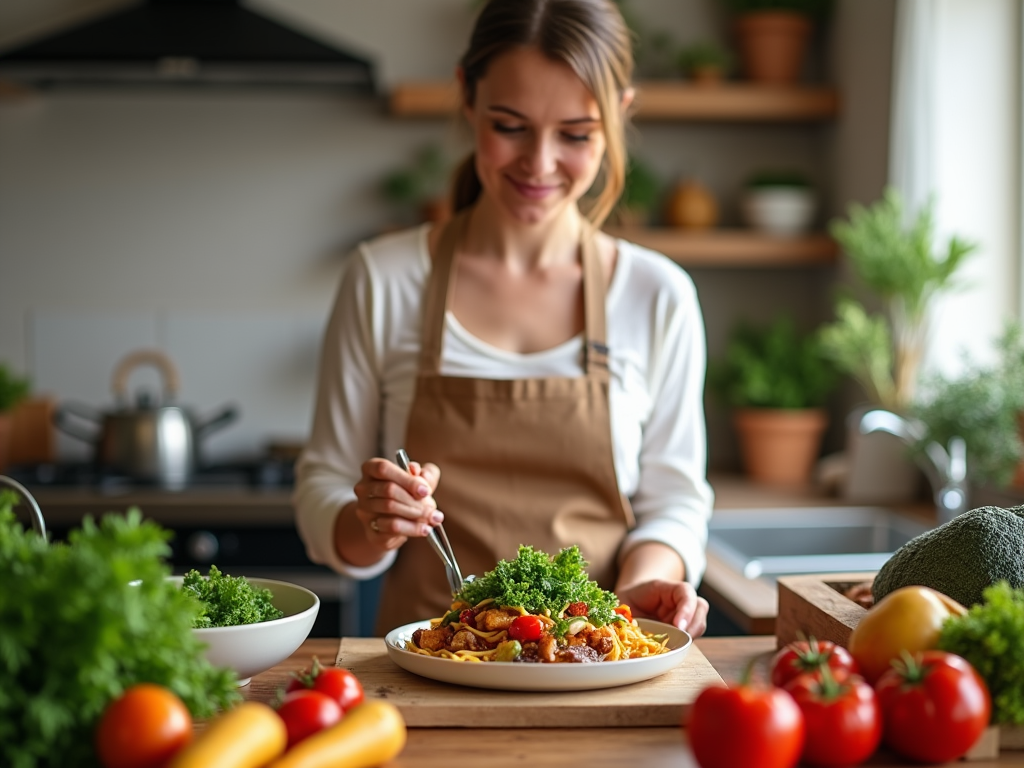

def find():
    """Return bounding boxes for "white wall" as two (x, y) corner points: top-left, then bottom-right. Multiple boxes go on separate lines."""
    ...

(0, 0), (896, 467)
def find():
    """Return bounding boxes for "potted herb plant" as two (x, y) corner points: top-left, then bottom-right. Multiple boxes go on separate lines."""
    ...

(381, 143), (452, 224)
(709, 315), (837, 485)
(610, 158), (662, 228)
(678, 41), (734, 85)
(741, 170), (816, 235)
(0, 364), (30, 472)
(723, 0), (833, 84)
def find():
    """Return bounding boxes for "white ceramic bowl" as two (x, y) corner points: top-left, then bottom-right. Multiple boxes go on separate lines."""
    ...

(171, 576), (320, 686)
(742, 187), (817, 235)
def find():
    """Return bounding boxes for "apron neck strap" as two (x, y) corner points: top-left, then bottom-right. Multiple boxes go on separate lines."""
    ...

(420, 208), (610, 376)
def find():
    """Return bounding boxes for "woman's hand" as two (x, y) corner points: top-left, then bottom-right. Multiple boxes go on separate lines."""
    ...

(615, 579), (709, 638)
(352, 457), (442, 552)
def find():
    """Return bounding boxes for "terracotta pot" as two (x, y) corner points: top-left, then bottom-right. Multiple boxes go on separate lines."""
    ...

(0, 412), (10, 474)
(665, 180), (718, 229)
(735, 11), (812, 85)
(732, 407), (828, 486)
(690, 66), (725, 86)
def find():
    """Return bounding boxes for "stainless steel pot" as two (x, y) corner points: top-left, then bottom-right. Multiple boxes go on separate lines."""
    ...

(54, 349), (238, 489)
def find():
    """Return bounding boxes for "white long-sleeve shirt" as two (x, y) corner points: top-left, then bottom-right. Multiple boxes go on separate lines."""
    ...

(294, 224), (715, 585)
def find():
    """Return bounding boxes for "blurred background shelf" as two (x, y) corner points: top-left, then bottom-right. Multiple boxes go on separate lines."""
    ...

(603, 229), (839, 267)
(389, 81), (840, 122)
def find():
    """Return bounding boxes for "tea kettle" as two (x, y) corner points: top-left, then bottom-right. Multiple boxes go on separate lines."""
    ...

(54, 349), (238, 489)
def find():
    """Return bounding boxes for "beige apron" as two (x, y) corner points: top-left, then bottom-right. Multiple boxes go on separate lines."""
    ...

(374, 209), (635, 635)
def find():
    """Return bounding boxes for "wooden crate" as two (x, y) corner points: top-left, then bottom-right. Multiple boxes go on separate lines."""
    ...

(775, 572), (1024, 758)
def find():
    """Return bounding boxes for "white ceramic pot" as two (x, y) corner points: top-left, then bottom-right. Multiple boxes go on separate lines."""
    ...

(742, 187), (816, 235)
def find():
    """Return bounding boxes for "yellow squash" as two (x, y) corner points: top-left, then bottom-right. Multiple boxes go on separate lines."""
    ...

(268, 700), (407, 768)
(167, 701), (287, 768)
(848, 585), (967, 683)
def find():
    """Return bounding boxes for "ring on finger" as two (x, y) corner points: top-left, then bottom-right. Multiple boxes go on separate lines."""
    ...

(370, 517), (380, 534)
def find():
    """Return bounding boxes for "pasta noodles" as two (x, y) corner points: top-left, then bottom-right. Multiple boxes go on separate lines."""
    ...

(402, 546), (672, 664)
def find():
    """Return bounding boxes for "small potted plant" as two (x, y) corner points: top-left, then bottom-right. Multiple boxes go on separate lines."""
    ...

(677, 41), (734, 85)
(722, 0), (833, 84)
(709, 315), (837, 485)
(0, 364), (30, 472)
(741, 170), (816, 235)
(610, 158), (662, 228)
(381, 143), (452, 224)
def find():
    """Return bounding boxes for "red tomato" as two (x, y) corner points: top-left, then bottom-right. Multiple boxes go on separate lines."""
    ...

(95, 684), (192, 768)
(770, 639), (860, 688)
(276, 689), (343, 749)
(688, 683), (804, 768)
(614, 605), (633, 622)
(785, 672), (881, 767)
(875, 650), (991, 764)
(286, 657), (365, 713)
(508, 615), (545, 643)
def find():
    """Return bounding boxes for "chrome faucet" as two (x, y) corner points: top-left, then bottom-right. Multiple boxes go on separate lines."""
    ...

(859, 409), (968, 525)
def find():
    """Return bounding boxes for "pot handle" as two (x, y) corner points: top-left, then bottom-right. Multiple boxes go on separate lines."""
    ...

(194, 404), (240, 437)
(53, 401), (103, 443)
(112, 349), (180, 403)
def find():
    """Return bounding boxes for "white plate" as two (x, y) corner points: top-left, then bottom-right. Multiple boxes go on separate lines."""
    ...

(384, 618), (692, 691)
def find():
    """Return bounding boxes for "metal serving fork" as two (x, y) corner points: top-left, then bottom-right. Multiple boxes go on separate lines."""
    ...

(395, 449), (466, 597)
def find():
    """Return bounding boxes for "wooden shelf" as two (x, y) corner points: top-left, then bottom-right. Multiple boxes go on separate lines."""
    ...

(389, 80), (839, 122)
(603, 228), (839, 267)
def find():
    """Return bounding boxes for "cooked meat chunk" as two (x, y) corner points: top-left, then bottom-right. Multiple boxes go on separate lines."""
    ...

(538, 633), (557, 663)
(449, 628), (484, 651)
(475, 608), (520, 631)
(413, 625), (453, 652)
(555, 644), (601, 663)
(584, 627), (614, 656)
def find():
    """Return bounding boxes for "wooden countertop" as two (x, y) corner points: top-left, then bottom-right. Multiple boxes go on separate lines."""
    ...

(243, 637), (1024, 767)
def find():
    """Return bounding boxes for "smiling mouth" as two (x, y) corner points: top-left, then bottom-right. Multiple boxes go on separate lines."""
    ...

(508, 176), (560, 200)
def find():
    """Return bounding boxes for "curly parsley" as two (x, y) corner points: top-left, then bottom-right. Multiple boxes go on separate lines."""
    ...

(457, 545), (621, 631)
(0, 493), (240, 768)
(939, 581), (1024, 725)
(181, 565), (283, 628)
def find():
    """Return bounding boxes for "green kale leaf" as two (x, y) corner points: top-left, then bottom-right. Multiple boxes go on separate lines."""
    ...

(182, 564), (283, 628)
(0, 491), (241, 768)
(939, 581), (1024, 725)
(457, 545), (620, 632)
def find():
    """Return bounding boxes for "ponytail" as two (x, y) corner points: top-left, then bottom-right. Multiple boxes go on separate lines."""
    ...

(450, 153), (483, 214)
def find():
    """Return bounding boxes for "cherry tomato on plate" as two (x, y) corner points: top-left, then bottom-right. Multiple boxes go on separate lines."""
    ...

(875, 650), (990, 764)
(687, 682), (804, 768)
(95, 683), (192, 768)
(508, 615), (545, 643)
(276, 689), (343, 749)
(286, 656), (365, 713)
(785, 671), (881, 768)
(770, 638), (860, 688)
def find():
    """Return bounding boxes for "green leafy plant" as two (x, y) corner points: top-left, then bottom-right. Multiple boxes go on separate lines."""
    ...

(613, 157), (662, 224)
(710, 315), (837, 409)
(818, 188), (977, 413)
(0, 364), (30, 413)
(939, 581), (1024, 725)
(910, 321), (1024, 487)
(0, 497), (241, 768)
(381, 144), (450, 213)
(678, 41), (734, 78)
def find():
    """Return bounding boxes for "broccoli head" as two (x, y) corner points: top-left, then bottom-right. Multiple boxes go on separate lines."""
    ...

(872, 505), (1024, 607)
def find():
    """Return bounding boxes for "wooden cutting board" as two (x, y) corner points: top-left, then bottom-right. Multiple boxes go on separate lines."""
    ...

(336, 638), (724, 728)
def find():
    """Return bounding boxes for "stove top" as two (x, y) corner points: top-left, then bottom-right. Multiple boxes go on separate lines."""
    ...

(3, 459), (295, 492)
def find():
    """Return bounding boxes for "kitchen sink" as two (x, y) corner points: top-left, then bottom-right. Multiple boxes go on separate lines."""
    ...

(706, 506), (931, 580)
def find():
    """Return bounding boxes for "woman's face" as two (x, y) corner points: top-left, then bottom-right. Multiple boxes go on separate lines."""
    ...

(463, 46), (607, 226)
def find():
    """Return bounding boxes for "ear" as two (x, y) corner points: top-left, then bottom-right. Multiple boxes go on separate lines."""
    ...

(620, 86), (636, 114)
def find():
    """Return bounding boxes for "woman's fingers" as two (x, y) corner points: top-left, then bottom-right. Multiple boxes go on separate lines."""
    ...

(353, 457), (443, 542)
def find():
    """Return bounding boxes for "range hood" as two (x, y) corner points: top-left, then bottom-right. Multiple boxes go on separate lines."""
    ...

(0, 0), (376, 91)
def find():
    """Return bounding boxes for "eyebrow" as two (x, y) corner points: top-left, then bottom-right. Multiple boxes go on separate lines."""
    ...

(487, 105), (599, 125)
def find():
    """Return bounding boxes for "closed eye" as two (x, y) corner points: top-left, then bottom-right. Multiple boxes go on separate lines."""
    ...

(492, 122), (524, 134)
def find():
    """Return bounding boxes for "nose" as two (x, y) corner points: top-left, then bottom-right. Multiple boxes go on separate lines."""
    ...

(521, 131), (558, 178)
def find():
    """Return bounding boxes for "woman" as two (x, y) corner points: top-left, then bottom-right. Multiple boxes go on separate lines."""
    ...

(295, 0), (714, 637)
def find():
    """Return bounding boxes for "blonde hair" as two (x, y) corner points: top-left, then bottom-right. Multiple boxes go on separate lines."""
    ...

(453, 0), (634, 228)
